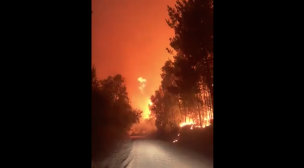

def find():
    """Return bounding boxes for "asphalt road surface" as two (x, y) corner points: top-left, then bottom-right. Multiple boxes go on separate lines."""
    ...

(125, 137), (213, 168)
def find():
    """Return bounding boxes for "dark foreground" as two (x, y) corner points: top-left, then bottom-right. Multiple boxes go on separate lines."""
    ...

(175, 125), (213, 160)
(126, 137), (213, 168)
(92, 127), (213, 168)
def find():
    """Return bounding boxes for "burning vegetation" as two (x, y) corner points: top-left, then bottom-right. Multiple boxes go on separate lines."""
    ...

(149, 0), (213, 134)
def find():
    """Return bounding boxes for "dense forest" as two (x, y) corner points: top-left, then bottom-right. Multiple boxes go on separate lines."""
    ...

(149, 0), (213, 133)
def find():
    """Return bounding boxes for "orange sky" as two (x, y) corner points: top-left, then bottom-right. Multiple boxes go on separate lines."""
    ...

(92, 0), (176, 118)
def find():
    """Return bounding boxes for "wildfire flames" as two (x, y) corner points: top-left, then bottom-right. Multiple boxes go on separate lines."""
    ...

(179, 110), (213, 128)
(142, 99), (153, 119)
(137, 77), (151, 119)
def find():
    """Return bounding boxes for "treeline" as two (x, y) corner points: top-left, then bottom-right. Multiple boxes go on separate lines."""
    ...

(91, 67), (142, 160)
(149, 0), (213, 132)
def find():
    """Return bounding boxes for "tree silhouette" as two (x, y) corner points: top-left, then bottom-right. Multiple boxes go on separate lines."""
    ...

(91, 67), (142, 161)
(166, 0), (213, 107)
(149, 0), (213, 130)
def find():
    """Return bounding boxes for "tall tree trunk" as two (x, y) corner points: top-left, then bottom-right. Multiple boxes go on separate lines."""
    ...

(177, 97), (183, 121)
(199, 93), (205, 127)
(202, 56), (213, 109)
(172, 109), (176, 126)
(184, 107), (187, 122)
(197, 103), (202, 127)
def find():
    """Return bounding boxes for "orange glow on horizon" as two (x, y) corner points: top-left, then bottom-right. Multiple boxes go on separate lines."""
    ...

(92, 0), (176, 115)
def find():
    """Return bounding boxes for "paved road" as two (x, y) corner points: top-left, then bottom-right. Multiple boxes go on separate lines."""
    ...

(125, 139), (213, 168)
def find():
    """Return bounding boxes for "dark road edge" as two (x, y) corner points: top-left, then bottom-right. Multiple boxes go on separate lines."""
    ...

(120, 139), (134, 168)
